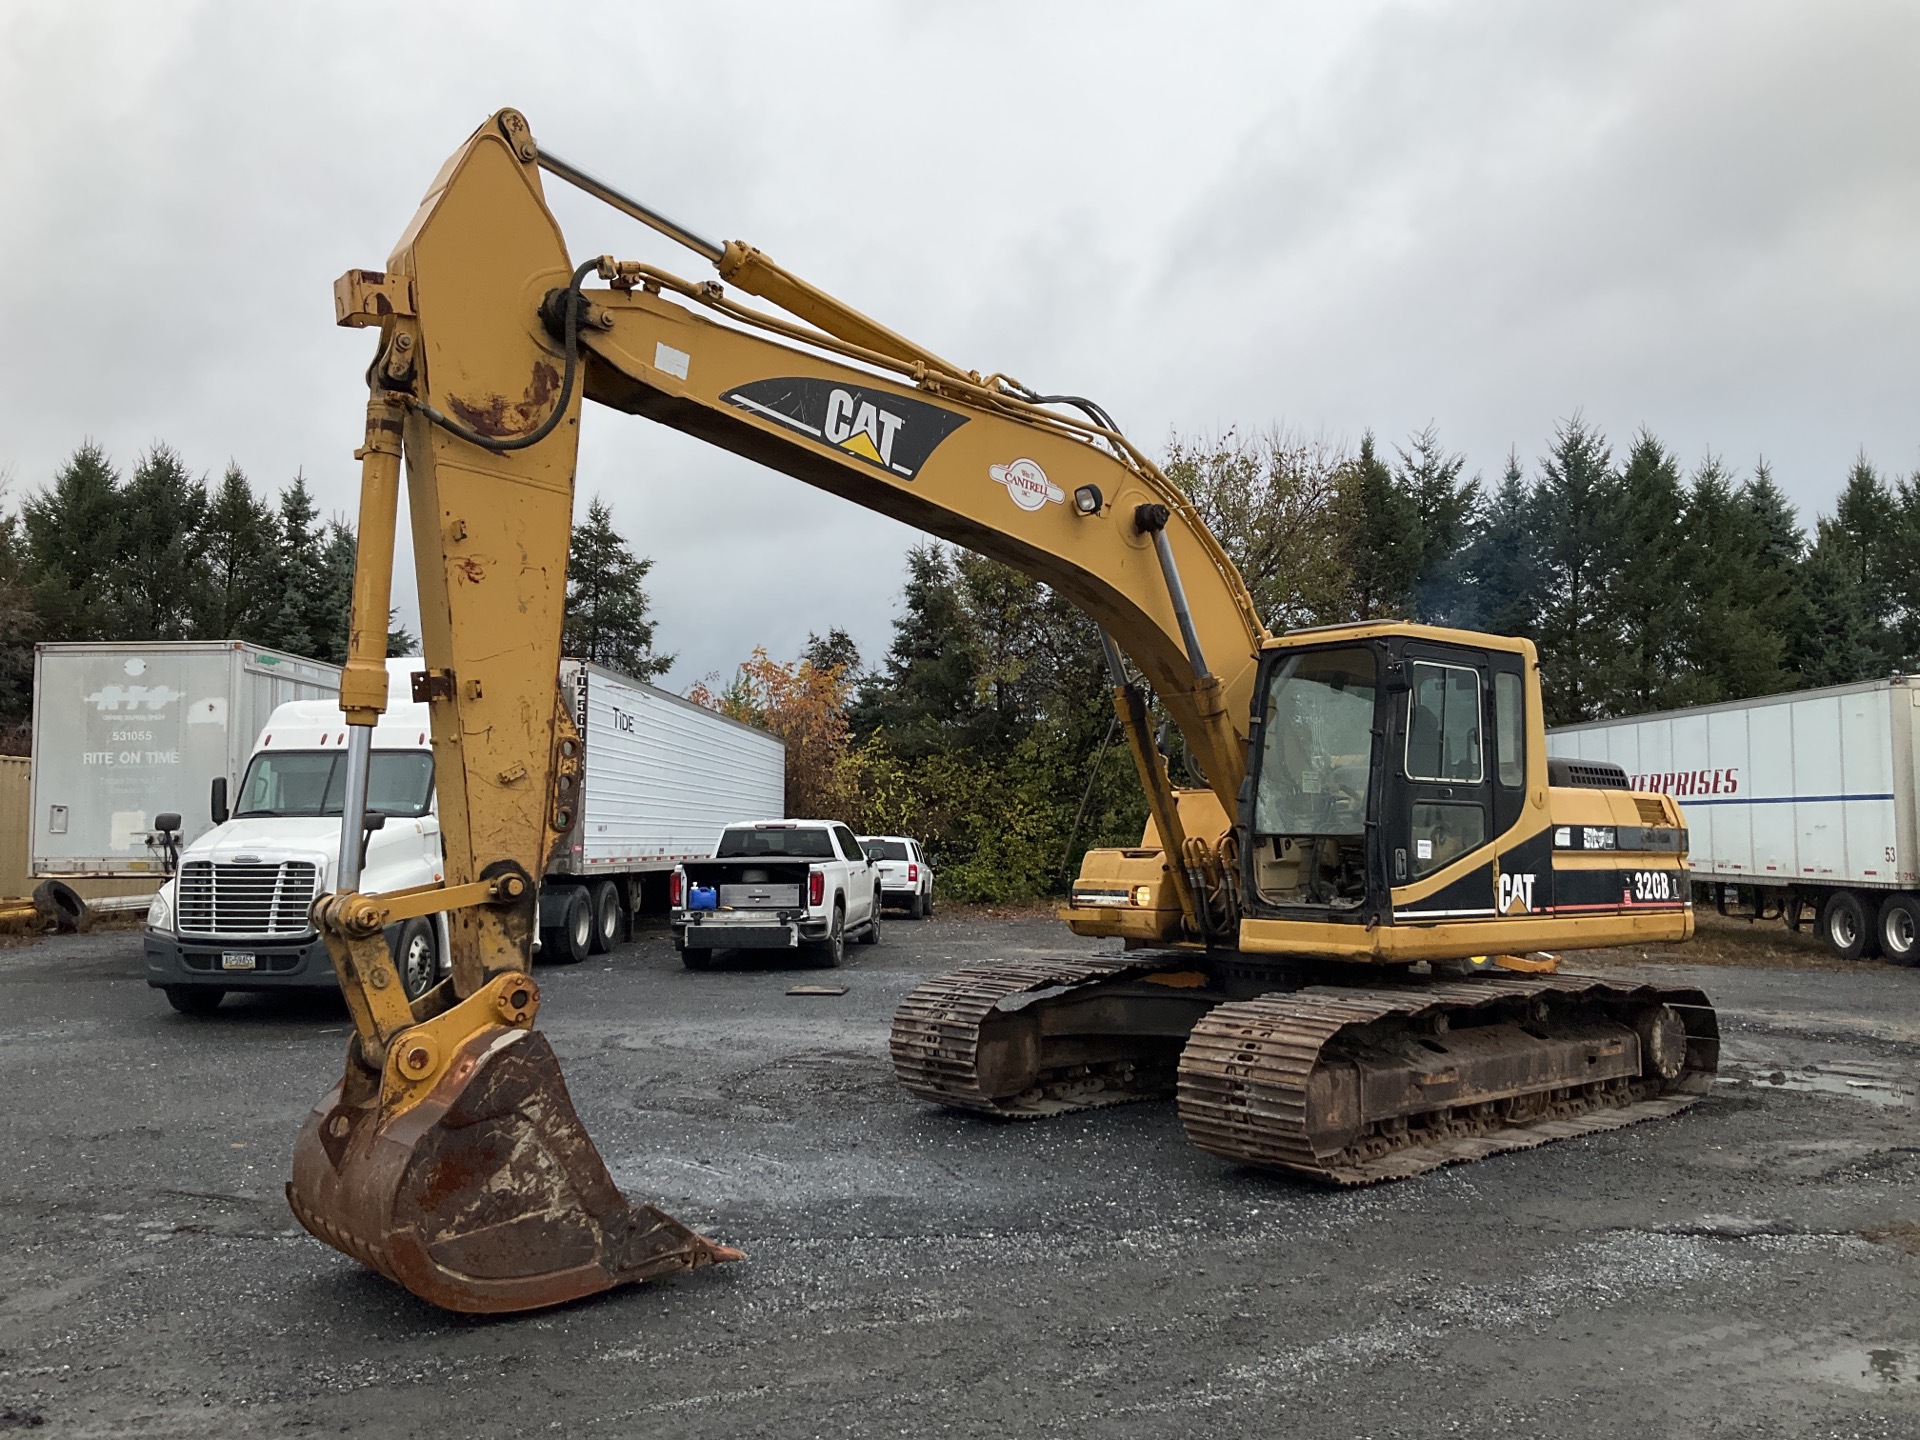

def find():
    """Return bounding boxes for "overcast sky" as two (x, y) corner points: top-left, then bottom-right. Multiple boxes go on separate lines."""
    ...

(2, 2), (1915, 688)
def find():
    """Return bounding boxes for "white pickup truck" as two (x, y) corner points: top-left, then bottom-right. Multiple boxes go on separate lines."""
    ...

(671, 819), (882, 969)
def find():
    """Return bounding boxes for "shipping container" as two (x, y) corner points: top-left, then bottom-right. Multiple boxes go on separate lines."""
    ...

(31, 641), (340, 878)
(1548, 675), (1920, 962)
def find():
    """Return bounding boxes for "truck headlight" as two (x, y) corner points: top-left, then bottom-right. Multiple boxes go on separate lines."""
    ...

(147, 884), (173, 932)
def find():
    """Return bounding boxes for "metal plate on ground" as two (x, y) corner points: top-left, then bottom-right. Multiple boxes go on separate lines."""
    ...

(787, 984), (847, 996)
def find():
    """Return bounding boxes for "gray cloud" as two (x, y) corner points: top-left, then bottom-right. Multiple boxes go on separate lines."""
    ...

(1, 1), (1912, 689)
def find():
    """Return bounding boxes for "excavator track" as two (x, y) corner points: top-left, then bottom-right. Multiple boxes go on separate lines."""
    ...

(1177, 971), (1719, 1185)
(890, 957), (1185, 1117)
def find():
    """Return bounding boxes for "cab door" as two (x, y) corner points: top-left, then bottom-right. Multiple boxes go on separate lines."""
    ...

(1387, 643), (1497, 920)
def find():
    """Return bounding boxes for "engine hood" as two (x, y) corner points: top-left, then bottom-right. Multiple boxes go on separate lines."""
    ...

(181, 816), (342, 868)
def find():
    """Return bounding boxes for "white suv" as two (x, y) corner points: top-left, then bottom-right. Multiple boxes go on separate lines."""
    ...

(859, 835), (934, 918)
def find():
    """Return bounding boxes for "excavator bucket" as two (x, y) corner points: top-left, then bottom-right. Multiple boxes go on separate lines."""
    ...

(287, 1022), (739, 1314)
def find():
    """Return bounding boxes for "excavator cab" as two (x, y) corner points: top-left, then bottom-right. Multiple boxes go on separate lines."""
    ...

(1242, 627), (1534, 925)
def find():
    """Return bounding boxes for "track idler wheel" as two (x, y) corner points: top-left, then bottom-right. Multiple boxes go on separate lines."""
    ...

(287, 1020), (738, 1314)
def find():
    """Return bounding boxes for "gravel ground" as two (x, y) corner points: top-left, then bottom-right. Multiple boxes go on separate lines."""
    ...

(2, 913), (1917, 1438)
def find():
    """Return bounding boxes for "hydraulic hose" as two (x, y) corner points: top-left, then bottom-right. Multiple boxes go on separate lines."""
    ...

(406, 257), (601, 453)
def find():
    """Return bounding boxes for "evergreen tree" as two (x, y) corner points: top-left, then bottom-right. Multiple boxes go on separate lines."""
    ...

(304, 519), (358, 664)
(265, 472), (325, 657)
(113, 445), (208, 641)
(803, 628), (861, 683)
(562, 496), (671, 680)
(23, 442), (125, 641)
(0, 507), (37, 738)
(1342, 431), (1423, 620)
(1395, 425), (1477, 624)
(194, 462), (279, 638)
(1595, 430), (1693, 715)
(1799, 517), (1891, 686)
(1532, 416), (1621, 724)
(851, 542), (981, 757)
(1681, 458), (1804, 701)
(1455, 451), (1545, 639)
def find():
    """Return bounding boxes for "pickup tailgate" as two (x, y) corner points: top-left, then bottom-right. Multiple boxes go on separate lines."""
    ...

(678, 860), (814, 949)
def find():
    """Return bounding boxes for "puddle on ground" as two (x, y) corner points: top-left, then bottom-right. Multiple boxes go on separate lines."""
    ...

(1812, 1345), (1918, 1391)
(1719, 1061), (1915, 1107)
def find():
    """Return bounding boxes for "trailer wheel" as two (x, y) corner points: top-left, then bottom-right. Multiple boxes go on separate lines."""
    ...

(540, 886), (592, 966)
(588, 880), (622, 955)
(1877, 894), (1920, 967)
(1819, 890), (1877, 961)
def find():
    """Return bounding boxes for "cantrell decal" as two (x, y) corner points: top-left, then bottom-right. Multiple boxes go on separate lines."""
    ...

(990, 457), (1064, 511)
(720, 378), (968, 479)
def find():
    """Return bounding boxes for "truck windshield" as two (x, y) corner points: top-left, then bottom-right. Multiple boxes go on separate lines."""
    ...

(233, 751), (435, 819)
(715, 826), (834, 859)
(862, 839), (910, 861)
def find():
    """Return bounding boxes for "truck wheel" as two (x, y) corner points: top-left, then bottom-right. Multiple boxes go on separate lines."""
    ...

(392, 917), (438, 1001)
(859, 893), (882, 945)
(540, 887), (592, 966)
(908, 891), (924, 919)
(164, 987), (224, 1015)
(588, 880), (622, 955)
(923, 888), (934, 919)
(1819, 890), (1877, 961)
(1877, 894), (1920, 967)
(810, 906), (845, 969)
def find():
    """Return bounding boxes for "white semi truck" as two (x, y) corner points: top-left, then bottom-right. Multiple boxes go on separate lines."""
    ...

(1548, 674), (1920, 963)
(143, 657), (784, 1012)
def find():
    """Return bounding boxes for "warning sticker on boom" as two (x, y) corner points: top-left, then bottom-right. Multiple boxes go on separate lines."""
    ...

(720, 378), (968, 480)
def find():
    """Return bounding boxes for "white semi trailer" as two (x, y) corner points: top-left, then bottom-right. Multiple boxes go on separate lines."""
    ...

(1548, 675), (1920, 962)
(142, 657), (784, 1012)
(31, 641), (341, 880)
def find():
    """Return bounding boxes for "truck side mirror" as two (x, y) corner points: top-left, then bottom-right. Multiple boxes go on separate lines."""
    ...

(358, 812), (388, 870)
(154, 812), (181, 834)
(210, 777), (229, 826)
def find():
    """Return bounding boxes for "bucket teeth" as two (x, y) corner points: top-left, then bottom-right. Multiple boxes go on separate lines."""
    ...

(288, 1025), (737, 1314)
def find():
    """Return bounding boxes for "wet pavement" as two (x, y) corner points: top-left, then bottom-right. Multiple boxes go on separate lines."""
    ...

(1, 917), (1917, 1438)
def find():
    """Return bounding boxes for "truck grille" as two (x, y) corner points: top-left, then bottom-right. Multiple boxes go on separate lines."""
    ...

(176, 860), (321, 937)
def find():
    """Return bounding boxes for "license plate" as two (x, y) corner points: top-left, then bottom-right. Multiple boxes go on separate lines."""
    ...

(220, 951), (257, 971)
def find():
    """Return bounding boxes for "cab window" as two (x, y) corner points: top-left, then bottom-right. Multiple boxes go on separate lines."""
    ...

(1493, 671), (1525, 789)
(1405, 663), (1482, 783)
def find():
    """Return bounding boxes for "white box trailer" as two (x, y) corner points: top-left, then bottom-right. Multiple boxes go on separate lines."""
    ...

(31, 641), (340, 879)
(551, 657), (787, 880)
(1547, 675), (1920, 961)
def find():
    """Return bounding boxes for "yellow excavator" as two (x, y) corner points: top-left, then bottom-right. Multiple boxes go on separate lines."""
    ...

(287, 109), (1718, 1314)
